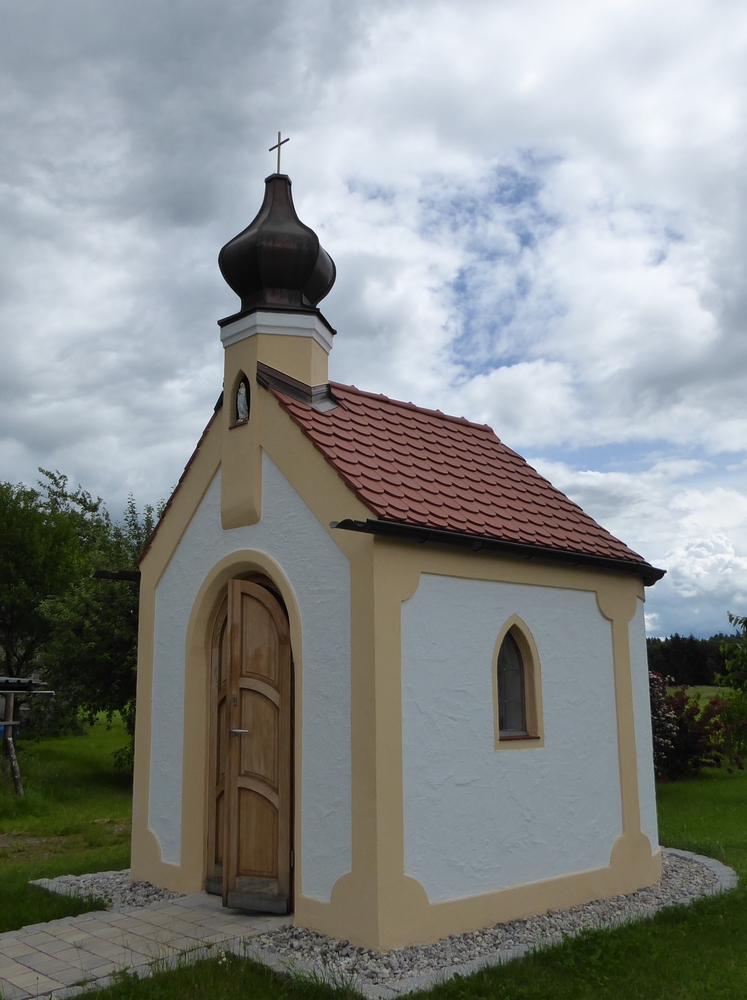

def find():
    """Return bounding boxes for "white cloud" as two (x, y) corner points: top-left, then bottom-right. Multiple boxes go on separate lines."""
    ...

(0, 0), (746, 632)
(529, 456), (747, 635)
(664, 535), (747, 601)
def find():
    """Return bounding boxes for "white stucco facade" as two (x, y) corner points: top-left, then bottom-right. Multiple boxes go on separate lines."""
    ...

(629, 598), (659, 853)
(148, 452), (352, 900)
(401, 574), (624, 903)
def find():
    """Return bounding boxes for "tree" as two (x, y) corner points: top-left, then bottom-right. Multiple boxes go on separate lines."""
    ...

(40, 489), (159, 768)
(0, 478), (85, 681)
(646, 632), (730, 686)
(0, 475), (95, 792)
(0, 470), (160, 772)
(719, 614), (747, 692)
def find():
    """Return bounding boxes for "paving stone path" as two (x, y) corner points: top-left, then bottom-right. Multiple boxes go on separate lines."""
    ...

(0, 892), (290, 1000)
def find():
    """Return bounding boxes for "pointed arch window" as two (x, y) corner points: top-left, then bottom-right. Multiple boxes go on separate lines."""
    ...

(498, 632), (527, 735)
(493, 619), (544, 749)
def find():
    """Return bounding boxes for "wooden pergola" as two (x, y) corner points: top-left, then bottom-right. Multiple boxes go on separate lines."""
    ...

(1, 677), (54, 797)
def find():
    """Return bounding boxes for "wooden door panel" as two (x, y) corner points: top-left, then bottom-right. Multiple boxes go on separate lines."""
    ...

(219, 617), (230, 686)
(207, 598), (229, 888)
(238, 787), (278, 877)
(212, 580), (291, 913)
(239, 689), (279, 786)
(214, 790), (224, 866)
(216, 697), (228, 784)
(239, 675), (279, 705)
(237, 775), (279, 809)
(240, 595), (279, 683)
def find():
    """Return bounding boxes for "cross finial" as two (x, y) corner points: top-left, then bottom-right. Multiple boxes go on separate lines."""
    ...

(269, 131), (290, 174)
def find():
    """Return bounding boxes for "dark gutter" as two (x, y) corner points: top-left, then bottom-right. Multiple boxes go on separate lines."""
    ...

(331, 518), (666, 587)
(92, 569), (141, 583)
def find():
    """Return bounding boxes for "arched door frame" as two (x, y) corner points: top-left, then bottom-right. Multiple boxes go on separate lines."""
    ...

(181, 550), (303, 898)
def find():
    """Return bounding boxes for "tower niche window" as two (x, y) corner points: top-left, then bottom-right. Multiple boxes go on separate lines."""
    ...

(234, 377), (250, 426)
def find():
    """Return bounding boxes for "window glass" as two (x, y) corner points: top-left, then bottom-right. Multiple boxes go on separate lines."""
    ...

(498, 632), (527, 734)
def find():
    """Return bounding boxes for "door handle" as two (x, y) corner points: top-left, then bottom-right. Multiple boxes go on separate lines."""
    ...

(230, 728), (249, 735)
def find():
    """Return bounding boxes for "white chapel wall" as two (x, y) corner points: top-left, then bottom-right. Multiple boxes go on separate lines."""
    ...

(149, 452), (352, 900)
(401, 574), (623, 903)
(629, 597), (659, 853)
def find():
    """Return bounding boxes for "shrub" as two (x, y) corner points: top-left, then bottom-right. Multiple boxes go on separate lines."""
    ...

(716, 690), (747, 771)
(649, 671), (677, 780)
(649, 672), (747, 780)
(665, 687), (728, 779)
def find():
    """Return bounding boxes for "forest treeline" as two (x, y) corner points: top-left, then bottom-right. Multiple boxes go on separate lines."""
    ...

(646, 633), (735, 687)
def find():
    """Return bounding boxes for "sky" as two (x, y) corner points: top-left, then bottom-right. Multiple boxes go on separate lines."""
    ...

(1, 0), (746, 638)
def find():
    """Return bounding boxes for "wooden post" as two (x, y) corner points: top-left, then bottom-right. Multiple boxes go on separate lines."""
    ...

(3, 693), (23, 798)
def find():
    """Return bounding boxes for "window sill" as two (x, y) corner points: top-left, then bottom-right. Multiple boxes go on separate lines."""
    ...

(495, 732), (544, 750)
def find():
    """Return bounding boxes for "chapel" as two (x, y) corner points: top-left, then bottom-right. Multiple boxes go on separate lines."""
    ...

(130, 169), (665, 951)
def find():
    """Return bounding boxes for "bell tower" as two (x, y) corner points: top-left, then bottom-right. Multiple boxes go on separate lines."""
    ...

(217, 173), (336, 529)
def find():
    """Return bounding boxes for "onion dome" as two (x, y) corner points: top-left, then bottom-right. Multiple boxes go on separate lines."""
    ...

(219, 173), (336, 314)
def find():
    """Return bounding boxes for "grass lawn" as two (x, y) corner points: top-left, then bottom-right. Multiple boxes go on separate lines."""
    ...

(666, 684), (733, 702)
(0, 716), (132, 932)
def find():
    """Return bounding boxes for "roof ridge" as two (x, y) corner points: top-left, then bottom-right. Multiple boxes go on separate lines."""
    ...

(329, 381), (497, 435)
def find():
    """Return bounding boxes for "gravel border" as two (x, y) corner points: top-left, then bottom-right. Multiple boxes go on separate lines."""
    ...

(29, 869), (184, 911)
(29, 849), (738, 998)
(245, 849), (738, 998)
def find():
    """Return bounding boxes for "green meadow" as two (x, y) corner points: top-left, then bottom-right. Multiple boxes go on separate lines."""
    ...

(0, 716), (131, 933)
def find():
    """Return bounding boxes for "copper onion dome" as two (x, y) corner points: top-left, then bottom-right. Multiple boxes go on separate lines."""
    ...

(219, 174), (336, 314)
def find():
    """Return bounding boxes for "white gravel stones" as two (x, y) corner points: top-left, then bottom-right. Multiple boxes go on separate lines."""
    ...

(247, 849), (738, 997)
(29, 868), (184, 911)
(28, 849), (738, 997)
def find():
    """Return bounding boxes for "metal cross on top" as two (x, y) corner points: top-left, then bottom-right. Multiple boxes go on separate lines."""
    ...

(269, 132), (290, 174)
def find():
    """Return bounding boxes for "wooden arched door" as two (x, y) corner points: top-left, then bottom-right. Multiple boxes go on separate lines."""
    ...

(207, 580), (292, 913)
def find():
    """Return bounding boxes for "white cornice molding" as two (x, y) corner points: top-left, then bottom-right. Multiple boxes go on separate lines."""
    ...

(219, 311), (334, 353)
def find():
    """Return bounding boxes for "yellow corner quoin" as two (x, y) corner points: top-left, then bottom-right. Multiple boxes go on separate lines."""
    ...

(131, 168), (662, 952)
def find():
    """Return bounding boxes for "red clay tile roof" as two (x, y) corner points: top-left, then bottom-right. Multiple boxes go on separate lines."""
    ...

(272, 382), (648, 567)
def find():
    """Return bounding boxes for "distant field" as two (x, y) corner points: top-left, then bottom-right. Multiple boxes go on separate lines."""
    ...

(0, 716), (132, 931)
(666, 685), (733, 702)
